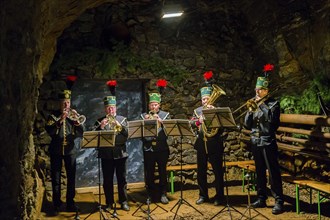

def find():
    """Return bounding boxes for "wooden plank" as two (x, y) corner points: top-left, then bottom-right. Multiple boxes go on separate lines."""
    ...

(166, 160), (255, 171)
(278, 126), (330, 139)
(280, 114), (330, 126)
(305, 181), (330, 194)
(76, 182), (145, 194)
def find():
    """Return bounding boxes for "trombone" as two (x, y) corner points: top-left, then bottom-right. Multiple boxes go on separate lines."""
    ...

(233, 87), (279, 120)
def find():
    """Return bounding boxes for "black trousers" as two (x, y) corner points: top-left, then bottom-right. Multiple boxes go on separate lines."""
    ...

(143, 150), (169, 195)
(50, 154), (76, 207)
(251, 144), (284, 203)
(101, 157), (128, 205)
(196, 146), (224, 200)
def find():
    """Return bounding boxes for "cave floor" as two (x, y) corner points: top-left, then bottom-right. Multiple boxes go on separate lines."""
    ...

(40, 182), (330, 220)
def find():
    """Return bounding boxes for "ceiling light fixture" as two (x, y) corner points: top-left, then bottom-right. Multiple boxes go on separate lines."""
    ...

(161, 2), (184, 19)
(162, 12), (183, 18)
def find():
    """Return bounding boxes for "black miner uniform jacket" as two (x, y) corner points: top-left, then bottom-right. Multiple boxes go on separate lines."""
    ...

(244, 97), (280, 146)
(140, 110), (170, 152)
(46, 111), (84, 155)
(193, 106), (222, 153)
(94, 115), (128, 159)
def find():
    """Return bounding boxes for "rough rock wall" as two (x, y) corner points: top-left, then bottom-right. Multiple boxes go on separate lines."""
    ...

(0, 0), (112, 219)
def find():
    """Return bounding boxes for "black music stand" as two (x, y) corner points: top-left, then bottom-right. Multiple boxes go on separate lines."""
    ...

(128, 120), (167, 220)
(81, 130), (119, 220)
(202, 107), (237, 130)
(162, 119), (203, 220)
(202, 108), (247, 220)
(239, 166), (269, 220)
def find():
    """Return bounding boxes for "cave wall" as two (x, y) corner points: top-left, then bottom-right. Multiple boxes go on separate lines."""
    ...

(0, 0), (329, 219)
(0, 0), (112, 219)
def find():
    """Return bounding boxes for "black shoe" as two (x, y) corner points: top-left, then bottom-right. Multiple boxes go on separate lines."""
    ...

(160, 194), (169, 204)
(251, 199), (266, 208)
(272, 203), (284, 215)
(196, 197), (209, 205)
(51, 206), (60, 216)
(121, 201), (130, 211)
(104, 203), (113, 212)
(66, 204), (79, 212)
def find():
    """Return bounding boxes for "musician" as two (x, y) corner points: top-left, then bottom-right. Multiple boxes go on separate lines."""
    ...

(45, 89), (84, 214)
(192, 85), (224, 206)
(94, 83), (130, 211)
(244, 71), (284, 215)
(141, 91), (170, 204)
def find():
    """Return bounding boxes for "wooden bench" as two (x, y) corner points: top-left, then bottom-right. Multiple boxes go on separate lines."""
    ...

(238, 164), (330, 219)
(167, 160), (255, 194)
(282, 176), (330, 220)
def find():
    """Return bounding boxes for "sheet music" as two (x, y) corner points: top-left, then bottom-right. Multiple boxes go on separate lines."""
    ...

(143, 119), (158, 137)
(82, 131), (99, 148)
(99, 131), (116, 147)
(162, 119), (195, 137)
(128, 119), (158, 139)
(81, 130), (116, 148)
(128, 120), (143, 139)
(202, 107), (236, 128)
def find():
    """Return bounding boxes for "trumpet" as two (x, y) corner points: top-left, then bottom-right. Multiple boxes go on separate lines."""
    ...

(145, 110), (158, 120)
(106, 114), (122, 132)
(65, 108), (86, 124)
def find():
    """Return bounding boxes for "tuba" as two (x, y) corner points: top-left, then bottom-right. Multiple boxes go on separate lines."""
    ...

(202, 84), (226, 137)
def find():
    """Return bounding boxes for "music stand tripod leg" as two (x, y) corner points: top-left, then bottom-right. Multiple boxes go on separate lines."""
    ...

(104, 203), (120, 220)
(132, 167), (167, 218)
(170, 136), (203, 220)
(210, 152), (246, 220)
(132, 197), (151, 218)
(239, 167), (269, 220)
(84, 148), (108, 220)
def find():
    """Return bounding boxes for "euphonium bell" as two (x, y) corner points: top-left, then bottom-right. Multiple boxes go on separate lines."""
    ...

(205, 84), (226, 107)
(202, 84), (226, 137)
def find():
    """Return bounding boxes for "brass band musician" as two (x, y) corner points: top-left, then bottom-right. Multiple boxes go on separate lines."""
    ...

(244, 64), (284, 215)
(192, 71), (224, 206)
(94, 80), (130, 212)
(45, 76), (84, 215)
(141, 80), (170, 204)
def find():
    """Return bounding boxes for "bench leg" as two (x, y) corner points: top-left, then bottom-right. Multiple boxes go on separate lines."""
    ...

(170, 171), (174, 194)
(317, 190), (321, 220)
(242, 168), (246, 192)
(296, 184), (300, 215)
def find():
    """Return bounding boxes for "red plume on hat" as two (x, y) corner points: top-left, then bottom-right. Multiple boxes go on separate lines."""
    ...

(106, 80), (117, 96)
(66, 75), (78, 90)
(203, 71), (214, 87)
(263, 64), (274, 78)
(156, 79), (167, 94)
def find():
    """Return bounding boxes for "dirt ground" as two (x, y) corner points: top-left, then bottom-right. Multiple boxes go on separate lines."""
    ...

(40, 180), (330, 220)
